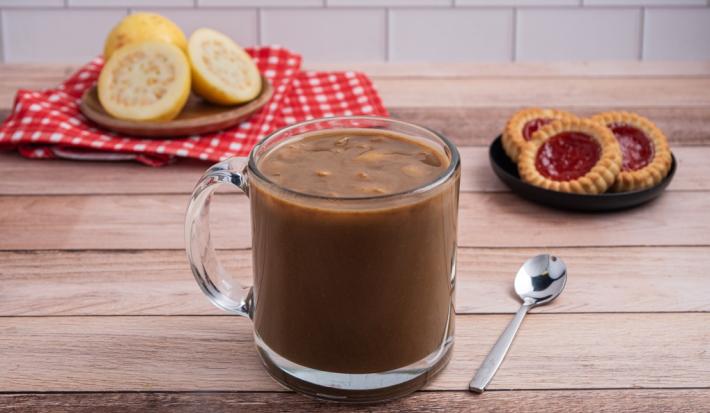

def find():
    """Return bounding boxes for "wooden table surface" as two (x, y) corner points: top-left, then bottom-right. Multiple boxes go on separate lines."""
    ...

(1, 62), (709, 412)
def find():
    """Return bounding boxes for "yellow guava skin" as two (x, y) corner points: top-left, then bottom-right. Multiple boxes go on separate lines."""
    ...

(103, 12), (187, 60)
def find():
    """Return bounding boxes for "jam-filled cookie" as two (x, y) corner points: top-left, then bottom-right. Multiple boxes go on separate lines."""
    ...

(503, 108), (576, 162)
(591, 111), (672, 192)
(518, 118), (622, 194)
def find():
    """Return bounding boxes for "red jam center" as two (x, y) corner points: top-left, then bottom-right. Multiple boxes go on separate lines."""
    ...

(535, 132), (601, 181)
(609, 124), (654, 171)
(522, 118), (553, 141)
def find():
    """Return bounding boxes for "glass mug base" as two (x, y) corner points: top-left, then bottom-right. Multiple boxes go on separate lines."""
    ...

(255, 333), (454, 403)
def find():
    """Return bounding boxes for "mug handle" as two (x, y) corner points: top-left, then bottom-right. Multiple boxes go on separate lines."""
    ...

(185, 157), (253, 317)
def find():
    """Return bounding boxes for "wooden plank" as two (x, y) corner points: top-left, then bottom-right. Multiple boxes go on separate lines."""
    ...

(2, 247), (709, 316)
(1, 191), (708, 250)
(0, 62), (707, 100)
(0, 64), (74, 92)
(2, 105), (708, 146)
(0, 153), (207, 195)
(0, 64), (76, 80)
(306, 61), (710, 78)
(3, 104), (709, 148)
(0, 194), (246, 251)
(0, 65), (76, 120)
(0, 61), (702, 84)
(0, 250), (218, 316)
(455, 247), (710, 313)
(2, 389), (708, 413)
(376, 78), (710, 108)
(2, 64), (710, 126)
(3, 62), (710, 79)
(0, 314), (707, 392)
(0, 145), (706, 195)
(390, 107), (710, 146)
(453, 191), (710, 248)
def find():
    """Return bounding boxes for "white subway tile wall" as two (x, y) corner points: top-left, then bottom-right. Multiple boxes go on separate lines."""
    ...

(2, 9), (127, 63)
(582, 0), (706, 6)
(328, 0), (451, 6)
(457, 1), (579, 5)
(644, 8), (710, 60)
(0, 10), (3, 61)
(199, 1), (323, 7)
(0, 0), (63, 7)
(389, 9), (513, 61)
(517, 8), (642, 60)
(261, 9), (386, 62)
(132, 8), (259, 46)
(0, 1), (708, 63)
(69, 0), (195, 7)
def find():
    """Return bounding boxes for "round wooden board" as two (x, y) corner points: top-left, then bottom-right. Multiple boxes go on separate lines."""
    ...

(79, 76), (273, 138)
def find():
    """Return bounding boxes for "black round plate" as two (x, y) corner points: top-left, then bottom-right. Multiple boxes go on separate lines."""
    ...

(489, 136), (677, 212)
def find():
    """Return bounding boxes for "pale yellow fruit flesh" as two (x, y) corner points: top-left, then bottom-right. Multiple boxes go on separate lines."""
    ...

(188, 28), (262, 105)
(104, 12), (187, 60)
(98, 41), (191, 122)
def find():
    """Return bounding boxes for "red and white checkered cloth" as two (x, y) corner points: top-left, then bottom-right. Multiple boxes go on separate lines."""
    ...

(0, 46), (388, 166)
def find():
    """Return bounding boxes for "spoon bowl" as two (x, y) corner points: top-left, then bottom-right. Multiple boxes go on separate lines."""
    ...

(514, 254), (567, 306)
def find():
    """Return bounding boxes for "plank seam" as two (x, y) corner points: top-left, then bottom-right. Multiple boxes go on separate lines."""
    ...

(370, 75), (710, 80)
(2, 188), (709, 196)
(3, 244), (710, 253)
(0, 312), (707, 318)
(1, 387), (708, 395)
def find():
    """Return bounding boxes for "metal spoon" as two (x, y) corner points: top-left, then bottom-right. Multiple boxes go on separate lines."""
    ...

(469, 254), (567, 393)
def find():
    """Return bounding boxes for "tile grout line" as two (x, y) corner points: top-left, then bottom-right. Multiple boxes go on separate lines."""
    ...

(511, 7), (517, 62)
(256, 7), (262, 46)
(384, 7), (390, 62)
(639, 7), (645, 61)
(0, 10), (4, 64)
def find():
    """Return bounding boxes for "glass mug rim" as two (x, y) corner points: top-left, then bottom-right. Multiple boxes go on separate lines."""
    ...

(246, 115), (461, 202)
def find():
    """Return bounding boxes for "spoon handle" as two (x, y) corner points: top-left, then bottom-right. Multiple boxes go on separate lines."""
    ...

(469, 302), (532, 393)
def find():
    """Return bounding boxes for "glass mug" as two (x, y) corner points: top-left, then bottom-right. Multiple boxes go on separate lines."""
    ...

(186, 116), (460, 402)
